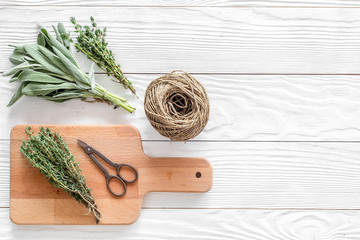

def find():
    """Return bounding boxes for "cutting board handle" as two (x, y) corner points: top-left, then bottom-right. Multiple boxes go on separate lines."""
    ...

(141, 157), (213, 194)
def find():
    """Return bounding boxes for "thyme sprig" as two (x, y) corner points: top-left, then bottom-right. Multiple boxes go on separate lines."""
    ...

(70, 17), (137, 96)
(20, 126), (102, 224)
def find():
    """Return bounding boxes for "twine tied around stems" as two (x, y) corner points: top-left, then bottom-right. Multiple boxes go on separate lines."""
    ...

(144, 71), (210, 141)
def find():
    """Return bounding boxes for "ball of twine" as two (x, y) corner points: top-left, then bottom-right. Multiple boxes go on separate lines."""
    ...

(144, 71), (210, 141)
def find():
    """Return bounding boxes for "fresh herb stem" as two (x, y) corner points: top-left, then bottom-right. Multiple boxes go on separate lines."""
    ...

(70, 17), (137, 96)
(93, 84), (135, 112)
(21, 127), (102, 224)
(4, 23), (135, 113)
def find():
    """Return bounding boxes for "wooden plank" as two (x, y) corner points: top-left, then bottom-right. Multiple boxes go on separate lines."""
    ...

(0, 140), (9, 207)
(1, 208), (360, 239)
(3, 0), (360, 7)
(1, 7), (360, 74)
(10, 125), (212, 224)
(3, 140), (360, 209)
(3, 74), (360, 141)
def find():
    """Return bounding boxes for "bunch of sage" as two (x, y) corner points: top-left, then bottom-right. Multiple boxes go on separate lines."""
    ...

(20, 126), (102, 223)
(71, 17), (136, 96)
(4, 23), (135, 113)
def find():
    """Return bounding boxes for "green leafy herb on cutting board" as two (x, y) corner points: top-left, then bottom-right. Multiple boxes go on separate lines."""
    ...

(20, 126), (102, 224)
(70, 17), (136, 96)
(4, 23), (135, 113)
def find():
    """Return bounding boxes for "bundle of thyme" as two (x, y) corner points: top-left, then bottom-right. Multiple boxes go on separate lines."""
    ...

(4, 22), (135, 113)
(20, 126), (102, 224)
(70, 17), (136, 96)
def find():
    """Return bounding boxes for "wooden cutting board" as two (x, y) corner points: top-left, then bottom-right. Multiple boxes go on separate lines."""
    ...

(10, 125), (213, 225)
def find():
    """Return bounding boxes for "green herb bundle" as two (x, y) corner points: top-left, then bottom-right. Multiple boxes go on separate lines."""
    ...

(20, 126), (102, 224)
(70, 17), (136, 96)
(4, 23), (135, 113)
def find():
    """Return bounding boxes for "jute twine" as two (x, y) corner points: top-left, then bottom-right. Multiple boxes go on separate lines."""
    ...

(144, 71), (210, 141)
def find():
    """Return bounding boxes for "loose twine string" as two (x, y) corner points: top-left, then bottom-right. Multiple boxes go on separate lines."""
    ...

(144, 71), (210, 141)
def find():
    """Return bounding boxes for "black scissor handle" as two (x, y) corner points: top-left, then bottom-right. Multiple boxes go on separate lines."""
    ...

(106, 175), (127, 197)
(116, 164), (138, 183)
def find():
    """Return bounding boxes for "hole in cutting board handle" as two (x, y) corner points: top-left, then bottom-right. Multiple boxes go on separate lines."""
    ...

(196, 172), (201, 178)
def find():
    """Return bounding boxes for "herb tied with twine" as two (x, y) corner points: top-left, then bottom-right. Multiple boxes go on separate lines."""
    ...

(70, 16), (136, 96)
(144, 71), (210, 141)
(4, 22), (135, 113)
(20, 126), (102, 224)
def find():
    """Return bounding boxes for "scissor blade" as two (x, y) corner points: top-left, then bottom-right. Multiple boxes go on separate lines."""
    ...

(78, 139), (91, 152)
(78, 140), (116, 168)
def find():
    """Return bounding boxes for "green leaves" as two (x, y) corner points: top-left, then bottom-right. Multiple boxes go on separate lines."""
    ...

(20, 127), (102, 224)
(22, 82), (82, 96)
(57, 22), (71, 49)
(9, 72), (21, 83)
(24, 44), (65, 76)
(9, 51), (33, 65)
(41, 27), (79, 68)
(38, 45), (71, 75)
(3, 61), (41, 76)
(41, 91), (84, 102)
(70, 16), (137, 96)
(52, 47), (90, 89)
(18, 69), (66, 84)
(4, 21), (135, 113)
(89, 62), (95, 90)
(37, 33), (46, 47)
(7, 82), (27, 107)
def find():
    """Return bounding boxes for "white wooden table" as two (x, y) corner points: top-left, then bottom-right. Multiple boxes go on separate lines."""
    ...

(2, 0), (360, 239)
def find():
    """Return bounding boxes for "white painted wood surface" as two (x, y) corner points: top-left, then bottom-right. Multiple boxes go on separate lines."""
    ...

(1, 208), (360, 240)
(1, 1), (360, 239)
(2, 7), (360, 74)
(3, 0), (360, 7)
(3, 140), (360, 209)
(4, 74), (360, 141)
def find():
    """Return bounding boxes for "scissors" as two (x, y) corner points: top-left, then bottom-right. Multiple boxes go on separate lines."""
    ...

(78, 139), (138, 197)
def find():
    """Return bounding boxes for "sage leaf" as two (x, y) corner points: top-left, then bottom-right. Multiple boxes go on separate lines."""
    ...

(48, 91), (83, 101)
(22, 82), (82, 96)
(53, 90), (83, 98)
(47, 73), (76, 83)
(7, 82), (27, 107)
(9, 71), (21, 83)
(9, 45), (26, 54)
(3, 62), (41, 76)
(9, 51), (34, 65)
(89, 63), (95, 91)
(9, 76), (19, 83)
(39, 96), (65, 103)
(18, 69), (65, 84)
(10, 52), (28, 65)
(37, 33), (46, 47)
(38, 45), (71, 75)
(43, 27), (79, 68)
(24, 44), (66, 76)
(52, 47), (90, 89)
(52, 25), (64, 46)
(41, 92), (83, 102)
(57, 22), (71, 49)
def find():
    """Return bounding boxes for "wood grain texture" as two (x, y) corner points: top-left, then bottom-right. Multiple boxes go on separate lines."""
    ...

(0, 139), (9, 208)
(3, 0), (360, 7)
(1, 208), (360, 239)
(3, 74), (360, 141)
(2, 139), (360, 209)
(2, 7), (360, 74)
(0, 1), (359, 237)
(10, 125), (212, 224)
